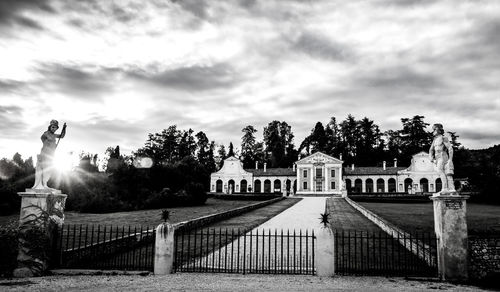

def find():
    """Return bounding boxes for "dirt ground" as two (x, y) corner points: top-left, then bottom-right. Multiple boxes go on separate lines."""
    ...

(0, 273), (488, 291)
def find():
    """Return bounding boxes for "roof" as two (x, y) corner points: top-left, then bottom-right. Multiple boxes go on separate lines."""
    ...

(246, 168), (296, 177)
(344, 167), (407, 175)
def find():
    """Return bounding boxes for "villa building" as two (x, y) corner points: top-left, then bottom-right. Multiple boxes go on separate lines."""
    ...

(210, 151), (442, 196)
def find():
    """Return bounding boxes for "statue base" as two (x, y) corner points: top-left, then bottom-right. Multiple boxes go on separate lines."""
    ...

(14, 189), (67, 277)
(431, 194), (469, 281)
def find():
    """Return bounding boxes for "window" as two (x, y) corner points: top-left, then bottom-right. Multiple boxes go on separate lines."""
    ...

(331, 169), (335, 177)
(303, 182), (308, 190)
(316, 167), (322, 178)
(331, 181), (335, 189)
(303, 170), (308, 178)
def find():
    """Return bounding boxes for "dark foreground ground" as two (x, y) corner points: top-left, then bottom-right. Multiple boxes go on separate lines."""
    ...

(0, 273), (488, 292)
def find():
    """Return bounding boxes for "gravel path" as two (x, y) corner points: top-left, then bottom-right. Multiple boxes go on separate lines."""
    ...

(0, 273), (487, 291)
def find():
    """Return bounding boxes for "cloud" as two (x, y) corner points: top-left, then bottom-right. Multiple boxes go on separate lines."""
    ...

(127, 63), (242, 92)
(0, 0), (54, 33)
(35, 63), (117, 100)
(291, 31), (354, 62)
(0, 106), (27, 137)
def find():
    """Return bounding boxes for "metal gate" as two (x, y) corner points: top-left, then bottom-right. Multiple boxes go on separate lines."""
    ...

(334, 230), (438, 277)
(174, 228), (316, 275)
(53, 224), (156, 271)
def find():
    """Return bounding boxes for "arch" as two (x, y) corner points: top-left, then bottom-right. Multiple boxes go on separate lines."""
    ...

(354, 179), (362, 193)
(388, 178), (396, 192)
(404, 178), (413, 193)
(228, 179), (235, 194)
(216, 179), (223, 193)
(435, 178), (442, 192)
(420, 178), (429, 193)
(366, 178), (374, 193)
(376, 178), (385, 192)
(254, 179), (261, 193)
(264, 179), (271, 193)
(346, 179), (352, 193)
(240, 179), (248, 193)
(274, 179), (281, 192)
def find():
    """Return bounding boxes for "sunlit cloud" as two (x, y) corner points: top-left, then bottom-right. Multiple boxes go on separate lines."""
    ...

(0, 0), (499, 160)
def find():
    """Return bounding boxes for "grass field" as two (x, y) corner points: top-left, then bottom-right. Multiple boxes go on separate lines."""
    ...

(358, 201), (500, 235)
(0, 198), (267, 227)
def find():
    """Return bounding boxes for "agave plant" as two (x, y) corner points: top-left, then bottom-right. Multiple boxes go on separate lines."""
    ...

(161, 210), (170, 223)
(319, 212), (330, 228)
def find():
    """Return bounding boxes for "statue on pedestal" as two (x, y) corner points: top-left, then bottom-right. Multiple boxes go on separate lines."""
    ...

(429, 123), (456, 195)
(32, 120), (67, 192)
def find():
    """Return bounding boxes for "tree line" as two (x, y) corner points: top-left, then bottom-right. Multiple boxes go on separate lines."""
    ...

(0, 114), (498, 214)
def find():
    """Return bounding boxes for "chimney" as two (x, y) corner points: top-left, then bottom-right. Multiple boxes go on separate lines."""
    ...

(351, 164), (354, 171)
(393, 158), (397, 168)
(255, 161), (258, 170)
(383, 161), (386, 170)
(264, 163), (267, 172)
(339, 154), (343, 161)
(293, 164), (296, 172)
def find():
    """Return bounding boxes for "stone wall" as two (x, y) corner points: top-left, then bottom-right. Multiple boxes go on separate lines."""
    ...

(469, 236), (500, 280)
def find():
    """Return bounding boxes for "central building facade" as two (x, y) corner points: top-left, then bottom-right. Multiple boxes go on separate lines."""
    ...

(295, 152), (343, 196)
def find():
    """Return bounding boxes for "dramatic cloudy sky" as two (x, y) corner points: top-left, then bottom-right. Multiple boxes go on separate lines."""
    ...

(1, 0), (499, 161)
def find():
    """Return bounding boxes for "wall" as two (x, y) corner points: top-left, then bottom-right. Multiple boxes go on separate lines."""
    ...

(469, 236), (500, 281)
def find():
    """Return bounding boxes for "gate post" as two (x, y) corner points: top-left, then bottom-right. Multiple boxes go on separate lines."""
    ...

(315, 227), (335, 276)
(431, 194), (469, 281)
(14, 190), (67, 277)
(154, 223), (175, 274)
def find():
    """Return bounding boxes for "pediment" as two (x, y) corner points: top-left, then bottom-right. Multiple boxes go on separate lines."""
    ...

(296, 151), (343, 165)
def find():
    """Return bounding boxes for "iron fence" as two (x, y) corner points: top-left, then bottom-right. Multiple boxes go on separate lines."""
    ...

(334, 230), (438, 277)
(174, 228), (316, 275)
(53, 224), (156, 271)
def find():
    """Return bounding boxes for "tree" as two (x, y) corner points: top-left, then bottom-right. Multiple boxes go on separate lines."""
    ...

(216, 144), (227, 169)
(339, 114), (360, 164)
(241, 125), (257, 168)
(355, 117), (382, 166)
(309, 122), (327, 154)
(263, 121), (295, 168)
(325, 117), (341, 157)
(399, 115), (432, 164)
(195, 131), (214, 171)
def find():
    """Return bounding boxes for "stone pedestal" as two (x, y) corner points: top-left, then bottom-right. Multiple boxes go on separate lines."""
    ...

(14, 189), (67, 277)
(154, 223), (175, 275)
(315, 226), (335, 277)
(431, 194), (469, 281)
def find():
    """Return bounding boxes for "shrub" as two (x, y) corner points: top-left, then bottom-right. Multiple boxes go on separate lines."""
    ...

(0, 220), (19, 277)
(185, 182), (207, 205)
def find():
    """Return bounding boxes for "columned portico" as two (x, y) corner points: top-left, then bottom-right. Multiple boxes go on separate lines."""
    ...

(296, 152), (343, 196)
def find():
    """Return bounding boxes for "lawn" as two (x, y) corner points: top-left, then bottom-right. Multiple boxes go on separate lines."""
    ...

(0, 197), (267, 227)
(357, 201), (500, 235)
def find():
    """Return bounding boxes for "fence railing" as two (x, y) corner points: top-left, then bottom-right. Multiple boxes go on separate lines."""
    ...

(174, 228), (316, 275)
(334, 230), (438, 277)
(53, 224), (156, 271)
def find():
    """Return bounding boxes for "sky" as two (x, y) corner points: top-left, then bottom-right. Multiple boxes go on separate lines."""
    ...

(1, 0), (500, 162)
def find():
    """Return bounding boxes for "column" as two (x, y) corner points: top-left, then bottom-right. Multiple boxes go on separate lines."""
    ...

(362, 179), (366, 193)
(310, 167), (314, 192)
(384, 179), (389, 193)
(14, 189), (67, 277)
(431, 194), (469, 281)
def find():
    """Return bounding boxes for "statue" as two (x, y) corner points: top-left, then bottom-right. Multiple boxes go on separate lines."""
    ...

(429, 123), (456, 195)
(32, 120), (67, 191)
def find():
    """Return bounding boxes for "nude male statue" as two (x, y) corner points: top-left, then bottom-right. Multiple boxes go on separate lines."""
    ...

(429, 123), (456, 195)
(32, 120), (67, 191)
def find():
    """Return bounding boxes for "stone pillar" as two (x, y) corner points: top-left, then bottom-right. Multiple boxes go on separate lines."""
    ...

(14, 189), (67, 277)
(315, 226), (335, 276)
(431, 194), (469, 281)
(154, 223), (175, 275)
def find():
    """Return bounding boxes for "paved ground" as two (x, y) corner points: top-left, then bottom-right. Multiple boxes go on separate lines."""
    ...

(189, 197), (383, 273)
(0, 273), (487, 291)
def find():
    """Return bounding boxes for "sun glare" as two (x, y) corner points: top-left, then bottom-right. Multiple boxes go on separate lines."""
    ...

(54, 151), (79, 172)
